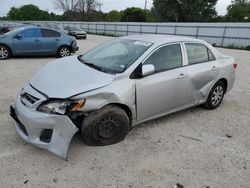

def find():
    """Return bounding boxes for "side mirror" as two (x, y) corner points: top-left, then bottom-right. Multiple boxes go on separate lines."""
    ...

(15, 34), (22, 39)
(142, 64), (155, 77)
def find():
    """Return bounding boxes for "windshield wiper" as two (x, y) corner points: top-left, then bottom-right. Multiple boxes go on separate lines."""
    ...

(84, 62), (108, 73)
(78, 56), (107, 73)
(78, 55), (119, 74)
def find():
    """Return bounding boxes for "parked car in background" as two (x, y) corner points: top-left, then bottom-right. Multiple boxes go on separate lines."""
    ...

(10, 35), (236, 159)
(0, 26), (79, 60)
(43, 23), (61, 30)
(0, 22), (27, 34)
(64, 26), (87, 39)
(0, 24), (4, 34)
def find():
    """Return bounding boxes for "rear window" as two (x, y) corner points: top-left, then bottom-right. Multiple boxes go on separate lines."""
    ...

(41, 29), (61, 38)
(185, 43), (216, 65)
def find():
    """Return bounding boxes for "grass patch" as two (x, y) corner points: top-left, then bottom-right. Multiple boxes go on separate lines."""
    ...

(213, 43), (250, 51)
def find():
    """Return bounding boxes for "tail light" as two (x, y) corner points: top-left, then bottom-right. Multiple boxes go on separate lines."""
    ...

(233, 62), (238, 69)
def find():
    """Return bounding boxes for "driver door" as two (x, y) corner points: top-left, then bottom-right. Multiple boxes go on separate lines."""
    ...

(135, 43), (196, 121)
(12, 28), (42, 55)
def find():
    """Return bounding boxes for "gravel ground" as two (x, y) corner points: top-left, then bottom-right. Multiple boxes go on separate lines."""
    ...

(0, 35), (249, 188)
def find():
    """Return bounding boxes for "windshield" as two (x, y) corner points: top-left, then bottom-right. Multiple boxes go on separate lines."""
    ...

(79, 39), (153, 74)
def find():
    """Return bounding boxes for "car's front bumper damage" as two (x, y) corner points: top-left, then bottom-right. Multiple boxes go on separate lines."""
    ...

(10, 88), (78, 160)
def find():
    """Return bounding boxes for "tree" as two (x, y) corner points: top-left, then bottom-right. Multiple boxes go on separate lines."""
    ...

(152, 0), (218, 22)
(121, 7), (155, 22)
(225, 0), (250, 21)
(106, 10), (122, 22)
(7, 4), (62, 21)
(53, 0), (99, 20)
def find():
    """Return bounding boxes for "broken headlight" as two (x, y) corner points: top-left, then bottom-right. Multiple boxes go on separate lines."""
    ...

(37, 99), (85, 115)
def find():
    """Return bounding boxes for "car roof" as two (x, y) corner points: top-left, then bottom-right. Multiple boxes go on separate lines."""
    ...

(16, 26), (63, 32)
(121, 34), (204, 45)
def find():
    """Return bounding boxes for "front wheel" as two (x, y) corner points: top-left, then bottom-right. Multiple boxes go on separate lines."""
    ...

(204, 81), (226, 109)
(57, 46), (71, 58)
(0, 45), (10, 60)
(81, 105), (130, 146)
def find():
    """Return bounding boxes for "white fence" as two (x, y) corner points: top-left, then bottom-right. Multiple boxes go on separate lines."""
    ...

(6, 21), (250, 47)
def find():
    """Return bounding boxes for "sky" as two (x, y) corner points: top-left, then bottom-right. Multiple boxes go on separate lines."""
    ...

(0, 0), (232, 17)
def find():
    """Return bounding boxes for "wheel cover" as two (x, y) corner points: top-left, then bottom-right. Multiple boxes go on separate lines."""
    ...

(0, 47), (8, 59)
(94, 116), (120, 140)
(211, 85), (224, 106)
(59, 48), (70, 57)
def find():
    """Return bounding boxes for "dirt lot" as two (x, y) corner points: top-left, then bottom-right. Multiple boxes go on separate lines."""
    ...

(0, 35), (249, 188)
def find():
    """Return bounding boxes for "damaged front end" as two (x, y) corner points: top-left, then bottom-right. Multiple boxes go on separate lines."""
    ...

(10, 85), (85, 160)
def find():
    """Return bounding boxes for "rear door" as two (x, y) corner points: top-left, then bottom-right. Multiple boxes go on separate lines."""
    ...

(12, 28), (42, 54)
(184, 43), (219, 100)
(40, 28), (61, 54)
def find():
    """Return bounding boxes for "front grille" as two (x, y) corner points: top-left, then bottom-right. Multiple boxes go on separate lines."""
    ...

(20, 93), (39, 107)
(22, 93), (39, 104)
(40, 129), (53, 143)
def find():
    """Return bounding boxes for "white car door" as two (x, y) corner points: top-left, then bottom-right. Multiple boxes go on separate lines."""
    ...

(135, 43), (196, 122)
(184, 43), (220, 102)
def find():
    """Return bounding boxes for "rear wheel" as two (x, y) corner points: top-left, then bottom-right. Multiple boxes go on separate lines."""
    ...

(204, 81), (225, 109)
(57, 46), (71, 58)
(0, 45), (10, 60)
(81, 105), (130, 146)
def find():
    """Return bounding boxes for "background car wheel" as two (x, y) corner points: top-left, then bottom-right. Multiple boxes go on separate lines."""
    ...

(81, 105), (130, 146)
(204, 81), (225, 109)
(0, 45), (10, 60)
(58, 46), (71, 58)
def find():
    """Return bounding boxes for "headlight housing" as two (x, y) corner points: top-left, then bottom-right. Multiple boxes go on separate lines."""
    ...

(37, 99), (85, 115)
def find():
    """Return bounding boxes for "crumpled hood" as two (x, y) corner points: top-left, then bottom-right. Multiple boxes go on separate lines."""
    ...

(30, 56), (115, 98)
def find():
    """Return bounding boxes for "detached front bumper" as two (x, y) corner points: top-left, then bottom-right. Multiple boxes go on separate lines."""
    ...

(10, 94), (78, 159)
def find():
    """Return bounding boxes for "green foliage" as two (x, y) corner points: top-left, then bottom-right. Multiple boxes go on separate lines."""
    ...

(225, 44), (250, 51)
(121, 7), (155, 22)
(225, 0), (250, 21)
(245, 45), (250, 51)
(7, 4), (63, 21)
(106, 10), (122, 22)
(152, 0), (218, 22)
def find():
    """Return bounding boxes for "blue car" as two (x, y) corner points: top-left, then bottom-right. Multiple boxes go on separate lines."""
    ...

(0, 27), (79, 60)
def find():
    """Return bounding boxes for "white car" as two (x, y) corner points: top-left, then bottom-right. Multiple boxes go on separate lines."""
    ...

(10, 35), (237, 159)
(64, 26), (87, 39)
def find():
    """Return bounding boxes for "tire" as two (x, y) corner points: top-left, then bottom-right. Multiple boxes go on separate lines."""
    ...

(0, 45), (10, 60)
(204, 81), (226, 109)
(81, 105), (130, 146)
(57, 46), (71, 58)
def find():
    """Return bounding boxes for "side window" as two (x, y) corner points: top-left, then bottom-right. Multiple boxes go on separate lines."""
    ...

(20, 28), (41, 38)
(41, 29), (61, 38)
(185, 43), (216, 65)
(144, 44), (183, 73)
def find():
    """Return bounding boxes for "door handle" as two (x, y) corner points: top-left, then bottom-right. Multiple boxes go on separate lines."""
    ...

(35, 39), (40, 42)
(178, 73), (188, 79)
(55, 38), (60, 41)
(211, 66), (217, 70)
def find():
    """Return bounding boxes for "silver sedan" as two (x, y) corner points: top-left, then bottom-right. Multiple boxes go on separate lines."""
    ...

(10, 35), (237, 159)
